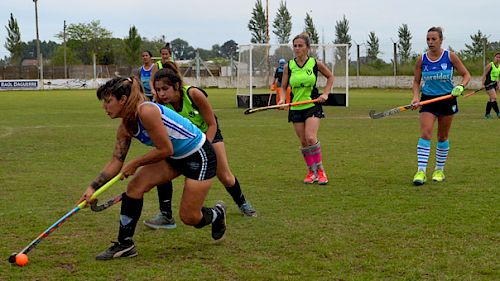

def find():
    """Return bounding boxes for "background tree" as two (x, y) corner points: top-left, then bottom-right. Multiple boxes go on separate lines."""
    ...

(366, 31), (380, 62)
(170, 38), (195, 60)
(272, 0), (292, 44)
(334, 15), (351, 47)
(4, 13), (22, 65)
(397, 24), (412, 63)
(304, 12), (319, 44)
(141, 36), (169, 58)
(123, 25), (142, 66)
(56, 20), (112, 64)
(248, 0), (267, 43)
(220, 40), (238, 60)
(461, 30), (488, 61)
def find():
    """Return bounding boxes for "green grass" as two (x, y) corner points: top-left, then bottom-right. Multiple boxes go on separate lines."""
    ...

(0, 88), (498, 280)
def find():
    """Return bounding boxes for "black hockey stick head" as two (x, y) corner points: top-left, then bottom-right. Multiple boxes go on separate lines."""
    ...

(90, 194), (122, 212)
(8, 252), (17, 264)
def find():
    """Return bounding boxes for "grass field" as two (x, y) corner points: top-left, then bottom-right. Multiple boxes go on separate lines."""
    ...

(0, 88), (498, 280)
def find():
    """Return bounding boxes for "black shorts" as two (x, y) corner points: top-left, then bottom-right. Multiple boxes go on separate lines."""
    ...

(485, 81), (498, 91)
(212, 127), (224, 144)
(288, 103), (325, 123)
(419, 94), (458, 116)
(166, 140), (217, 181)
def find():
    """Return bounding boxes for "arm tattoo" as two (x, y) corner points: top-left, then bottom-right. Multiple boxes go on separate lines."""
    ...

(113, 137), (131, 162)
(90, 172), (111, 191)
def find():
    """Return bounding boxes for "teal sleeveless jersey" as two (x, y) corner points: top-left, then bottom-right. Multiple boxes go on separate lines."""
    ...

(288, 57), (318, 110)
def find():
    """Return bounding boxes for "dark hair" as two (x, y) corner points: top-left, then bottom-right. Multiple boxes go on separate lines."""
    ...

(292, 32), (311, 48)
(427, 26), (443, 40)
(160, 42), (171, 54)
(96, 77), (146, 132)
(153, 64), (183, 92)
(495, 52), (500, 57)
(143, 50), (152, 57)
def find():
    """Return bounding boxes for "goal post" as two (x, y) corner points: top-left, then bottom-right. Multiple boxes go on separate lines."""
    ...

(236, 43), (349, 108)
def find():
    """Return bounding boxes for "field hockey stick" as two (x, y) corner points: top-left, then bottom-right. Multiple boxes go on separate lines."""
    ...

(244, 98), (320, 115)
(90, 193), (123, 212)
(464, 82), (496, 98)
(369, 94), (453, 119)
(8, 173), (122, 264)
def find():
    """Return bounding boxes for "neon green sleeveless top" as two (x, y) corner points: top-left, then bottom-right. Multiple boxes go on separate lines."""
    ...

(288, 57), (318, 110)
(157, 58), (175, 70)
(490, 62), (500, 81)
(164, 85), (209, 133)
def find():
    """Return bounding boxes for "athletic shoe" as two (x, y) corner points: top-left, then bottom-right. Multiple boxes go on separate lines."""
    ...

(212, 201), (227, 240)
(303, 170), (318, 184)
(497, 112), (500, 118)
(239, 201), (257, 217)
(431, 169), (445, 182)
(412, 171), (426, 186)
(96, 241), (137, 260)
(317, 169), (329, 185)
(143, 213), (177, 230)
(485, 113), (492, 119)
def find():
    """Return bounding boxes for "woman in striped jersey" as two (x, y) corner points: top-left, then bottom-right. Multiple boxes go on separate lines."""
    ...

(411, 27), (471, 185)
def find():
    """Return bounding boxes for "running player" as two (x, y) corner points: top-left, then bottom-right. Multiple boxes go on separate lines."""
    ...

(143, 63), (256, 230)
(77, 77), (226, 260)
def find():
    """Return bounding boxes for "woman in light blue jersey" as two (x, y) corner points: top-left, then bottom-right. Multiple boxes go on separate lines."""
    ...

(136, 50), (155, 101)
(411, 27), (470, 186)
(77, 77), (227, 261)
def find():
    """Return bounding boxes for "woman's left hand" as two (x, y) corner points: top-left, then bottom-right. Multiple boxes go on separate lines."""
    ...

(121, 161), (138, 178)
(318, 93), (329, 103)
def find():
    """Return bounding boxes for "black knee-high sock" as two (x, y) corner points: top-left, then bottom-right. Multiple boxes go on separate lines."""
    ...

(224, 177), (246, 207)
(194, 207), (217, 229)
(486, 101), (492, 115)
(157, 181), (173, 218)
(491, 101), (499, 114)
(118, 193), (143, 245)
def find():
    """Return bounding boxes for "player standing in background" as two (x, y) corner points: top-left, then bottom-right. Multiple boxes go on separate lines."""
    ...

(278, 32), (334, 185)
(136, 50), (155, 101)
(411, 26), (471, 186)
(143, 64), (256, 231)
(480, 52), (500, 119)
(150, 43), (174, 101)
(77, 77), (226, 260)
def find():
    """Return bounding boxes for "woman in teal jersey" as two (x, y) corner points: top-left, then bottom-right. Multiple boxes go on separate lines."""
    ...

(142, 62), (256, 231)
(136, 50), (155, 101)
(278, 32), (334, 185)
(480, 52), (500, 118)
(77, 77), (226, 260)
(411, 27), (470, 185)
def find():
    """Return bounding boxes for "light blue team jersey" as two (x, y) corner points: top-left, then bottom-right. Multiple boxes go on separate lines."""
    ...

(421, 50), (454, 96)
(139, 65), (154, 98)
(134, 102), (206, 159)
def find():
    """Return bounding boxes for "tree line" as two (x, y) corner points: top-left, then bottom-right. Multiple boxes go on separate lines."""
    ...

(4, 1), (500, 75)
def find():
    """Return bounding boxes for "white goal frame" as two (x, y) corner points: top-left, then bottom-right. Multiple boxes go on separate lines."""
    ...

(236, 43), (349, 108)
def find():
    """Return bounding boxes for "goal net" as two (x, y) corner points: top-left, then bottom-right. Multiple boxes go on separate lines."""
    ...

(236, 43), (349, 108)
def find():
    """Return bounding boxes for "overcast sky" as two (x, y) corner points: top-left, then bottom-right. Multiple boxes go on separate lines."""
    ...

(1, 0), (498, 62)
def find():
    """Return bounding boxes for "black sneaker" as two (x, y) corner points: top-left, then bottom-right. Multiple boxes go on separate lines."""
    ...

(96, 241), (138, 260)
(212, 201), (227, 240)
